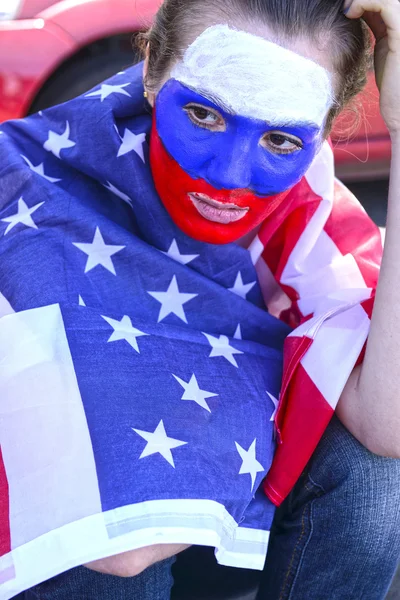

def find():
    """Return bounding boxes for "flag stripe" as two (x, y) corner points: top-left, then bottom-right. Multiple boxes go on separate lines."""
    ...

(0, 499), (269, 598)
(0, 448), (11, 559)
(264, 362), (334, 505)
(0, 304), (102, 549)
(300, 303), (371, 408)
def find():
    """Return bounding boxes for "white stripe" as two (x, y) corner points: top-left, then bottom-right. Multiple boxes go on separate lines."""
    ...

(300, 304), (370, 408)
(0, 293), (14, 318)
(248, 234), (264, 266)
(254, 255), (291, 319)
(0, 499), (270, 599)
(281, 142), (367, 316)
(305, 141), (335, 202)
(0, 304), (102, 549)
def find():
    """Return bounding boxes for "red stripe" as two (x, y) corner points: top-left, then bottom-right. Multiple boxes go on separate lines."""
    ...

(258, 177), (322, 326)
(324, 180), (382, 289)
(264, 362), (334, 506)
(258, 177), (322, 284)
(275, 334), (313, 443)
(0, 446), (11, 557)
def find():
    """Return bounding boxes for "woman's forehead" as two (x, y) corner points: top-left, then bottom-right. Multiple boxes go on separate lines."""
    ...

(170, 25), (334, 129)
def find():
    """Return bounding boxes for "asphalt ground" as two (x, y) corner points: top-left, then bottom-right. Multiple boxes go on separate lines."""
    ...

(348, 179), (389, 227)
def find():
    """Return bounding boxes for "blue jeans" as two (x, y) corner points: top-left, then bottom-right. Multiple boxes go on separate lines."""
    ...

(21, 415), (400, 600)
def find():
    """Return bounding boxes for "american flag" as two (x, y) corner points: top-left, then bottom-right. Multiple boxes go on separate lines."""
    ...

(0, 63), (382, 598)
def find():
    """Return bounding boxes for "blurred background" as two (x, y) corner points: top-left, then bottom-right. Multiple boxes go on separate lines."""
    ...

(0, 1), (396, 599)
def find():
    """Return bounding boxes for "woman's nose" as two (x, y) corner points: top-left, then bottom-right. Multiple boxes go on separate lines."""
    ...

(204, 139), (254, 191)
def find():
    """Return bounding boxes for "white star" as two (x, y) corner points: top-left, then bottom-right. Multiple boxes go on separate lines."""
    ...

(203, 333), (243, 368)
(78, 295), (86, 306)
(1, 197), (44, 235)
(267, 392), (279, 422)
(21, 155), (61, 183)
(117, 129), (146, 162)
(43, 121), (76, 158)
(148, 275), (197, 323)
(102, 314), (148, 353)
(172, 373), (218, 412)
(85, 83), (131, 102)
(234, 324), (242, 340)
(228, 272), (256, 299)
(235, 439), (265, 491)
(103, 181), (132, 206)
(162, 239), (199, 265)
(73, 227), (125, 275)
(132, 420), (187, 468)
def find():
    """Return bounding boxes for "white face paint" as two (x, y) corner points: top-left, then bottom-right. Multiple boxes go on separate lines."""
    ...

(171, 25), (334, 128)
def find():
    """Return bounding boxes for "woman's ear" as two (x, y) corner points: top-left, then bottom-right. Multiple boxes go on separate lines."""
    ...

(143, 44), (156, 107)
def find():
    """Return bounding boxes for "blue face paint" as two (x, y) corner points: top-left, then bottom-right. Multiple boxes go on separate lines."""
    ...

(155, 79), (323, 197)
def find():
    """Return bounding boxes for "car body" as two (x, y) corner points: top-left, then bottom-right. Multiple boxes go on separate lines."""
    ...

(0, 0), (391, 182)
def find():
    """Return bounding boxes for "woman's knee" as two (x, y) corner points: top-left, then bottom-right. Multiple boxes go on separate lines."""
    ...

(306, 415), (400, 555)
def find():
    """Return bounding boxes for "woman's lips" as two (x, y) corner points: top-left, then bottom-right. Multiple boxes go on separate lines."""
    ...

(188, 193), (249, 224)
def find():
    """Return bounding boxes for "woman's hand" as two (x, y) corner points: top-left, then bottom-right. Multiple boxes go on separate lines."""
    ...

(85, 543), (191, 577)
(344, 0), (400, 134)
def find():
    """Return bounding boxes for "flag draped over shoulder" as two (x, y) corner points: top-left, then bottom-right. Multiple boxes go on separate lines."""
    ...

(256, 145), (382, 504)
(0, 63), (382, 598)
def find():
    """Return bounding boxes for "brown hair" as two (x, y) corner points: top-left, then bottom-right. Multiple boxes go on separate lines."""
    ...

(138, 0), (372, 135)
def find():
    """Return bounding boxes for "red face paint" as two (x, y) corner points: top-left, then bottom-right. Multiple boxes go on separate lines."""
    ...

(149, 116), (291, 245)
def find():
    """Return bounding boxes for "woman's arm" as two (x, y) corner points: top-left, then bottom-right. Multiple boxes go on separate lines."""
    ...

(337, 0), (400, 457)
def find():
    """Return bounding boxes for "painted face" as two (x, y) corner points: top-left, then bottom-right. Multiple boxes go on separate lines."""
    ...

(150, 25), (333, 245)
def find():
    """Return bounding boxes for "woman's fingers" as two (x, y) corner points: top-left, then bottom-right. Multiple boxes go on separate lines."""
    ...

(344, 0), (400, 131)
(344, 0), (400, 42)
(362, 11), (387, 41)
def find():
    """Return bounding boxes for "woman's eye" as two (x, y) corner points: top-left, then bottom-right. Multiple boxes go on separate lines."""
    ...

(184, 104), (225, 131)
(262, 132), (303, 155)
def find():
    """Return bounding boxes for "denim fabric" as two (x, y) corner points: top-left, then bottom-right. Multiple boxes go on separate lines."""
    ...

(22, 557), (175, 600)
(258, 415), (400, 600)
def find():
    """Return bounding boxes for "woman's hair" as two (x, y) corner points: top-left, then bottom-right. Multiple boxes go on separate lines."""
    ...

(138, 0), (372, 136)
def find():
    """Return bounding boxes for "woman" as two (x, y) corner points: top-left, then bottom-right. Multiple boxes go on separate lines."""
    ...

(1, 0), (400, 599)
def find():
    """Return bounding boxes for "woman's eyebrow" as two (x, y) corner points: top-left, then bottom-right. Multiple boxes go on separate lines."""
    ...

(186, 88), (320, 131)
(275, 119), (320, 130)
(196, 89), (236, 115)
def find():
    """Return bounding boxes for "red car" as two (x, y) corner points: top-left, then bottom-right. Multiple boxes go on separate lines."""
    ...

(0, 0), (391, 182)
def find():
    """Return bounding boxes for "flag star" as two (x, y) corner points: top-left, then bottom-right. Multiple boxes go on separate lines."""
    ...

(229, 272), (256, 299)
(267, 391), (279, 422)
(1, 197), (44, 235)
(73, 227), (125, 275)
(235, 439), (265, 492)
(117, 129), (146, 162)
(148, 275), (197, 323)
(78, 295), (86, 306)
(172, 373), (218, 412)
(102, 314), (148, 353)
(21, 155), (61, 183)
(43, 121), (76, 158)
(162, 239), (199, 265)
(85, 83), (131, 102)
(234, 324), (242, 340)
(203, 333), (243, 368)
(103, 181), (132, 206)
(132, 420), (187, 468)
